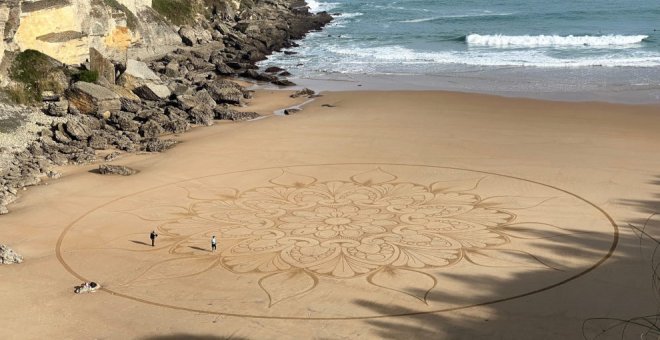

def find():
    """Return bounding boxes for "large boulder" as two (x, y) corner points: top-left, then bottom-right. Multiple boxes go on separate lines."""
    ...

(272, 79), (296, 87)
(242, 69), (277, 82)
(66, 82), (121, 115)
(291, 88), (316, 98)
(0, 244), (23, 264)
(214, 108), (260, 121)
(98, 164), (138, 176)
(188, 106), (215, 126)
(117, 60), (163, 92)
(179, 26), (213, 47)
(88, 134), (108, 150)
(179, 26), (197, 46)
(142, 139), (177, 152)
(105, 84), (142, 113)
(109, 111), (140, 132)
(53, 128), (72, 144)
(64, 118), (93, 141)
(163, 118), (190, 133)
(45, 99), (69, 117)
(140, 120), (163, 139)
(90, 48), (116, 84)
(176, 89), (216, 111)
(164, 62), (180, 78)
(205, 79), (244, 105)
(133, 83), (172, 101)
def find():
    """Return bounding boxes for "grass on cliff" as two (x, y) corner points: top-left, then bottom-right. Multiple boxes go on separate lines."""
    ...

(152, 0), (245, 25)
(152, 0), (194, 26)
(8, 50), (65, 104)
(72, 70), (99, 83)
(103, 0), (139, 30)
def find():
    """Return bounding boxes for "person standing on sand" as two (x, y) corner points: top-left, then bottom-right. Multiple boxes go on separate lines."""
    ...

(150, 230), (158, 247)
(211, 235), (217, 252)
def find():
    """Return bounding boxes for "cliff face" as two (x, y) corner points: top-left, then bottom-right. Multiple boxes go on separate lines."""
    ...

(1, 0), (329, 84)
(10, 0), (180, 66)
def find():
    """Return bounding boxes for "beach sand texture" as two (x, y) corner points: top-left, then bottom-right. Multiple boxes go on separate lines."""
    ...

(1, 90), (660, 339)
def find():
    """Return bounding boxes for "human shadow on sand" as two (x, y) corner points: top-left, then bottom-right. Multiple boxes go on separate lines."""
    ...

(130, 240), (150, 246)
(189, 246), (211, 252)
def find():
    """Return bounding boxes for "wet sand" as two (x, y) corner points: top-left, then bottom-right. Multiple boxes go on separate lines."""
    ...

(1, 90), (660, 339)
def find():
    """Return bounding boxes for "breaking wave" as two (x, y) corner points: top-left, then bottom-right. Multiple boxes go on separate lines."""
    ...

(466, 34), (649, 48)
(306, 0), (338, 13)
(324, 45), (660, 67)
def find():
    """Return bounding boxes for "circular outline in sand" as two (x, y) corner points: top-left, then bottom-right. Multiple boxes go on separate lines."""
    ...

(56, 163), (619, 320)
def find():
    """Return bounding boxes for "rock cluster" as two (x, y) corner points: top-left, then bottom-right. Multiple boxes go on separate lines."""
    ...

(0, 0), (332, 214)
(98, 164), (138, 176)
(0, 244), (23, 264)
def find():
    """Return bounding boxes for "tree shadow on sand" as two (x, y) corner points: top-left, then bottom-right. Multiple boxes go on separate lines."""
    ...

(352, 180), (660, 339)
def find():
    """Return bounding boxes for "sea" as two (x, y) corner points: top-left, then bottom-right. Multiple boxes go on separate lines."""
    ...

(258, 0), (660, 103)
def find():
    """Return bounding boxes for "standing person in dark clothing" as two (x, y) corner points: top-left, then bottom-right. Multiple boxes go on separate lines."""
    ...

(211, 235), (217, 252)
(150, 230), (158, 247)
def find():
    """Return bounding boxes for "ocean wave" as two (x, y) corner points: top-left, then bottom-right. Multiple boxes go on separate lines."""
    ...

(335, 12), (363, 19)
(306, 0), (338, 13)
(400, 12), (514, 23)
(466, 34), (649, 48)
(323, 45), (660, 67)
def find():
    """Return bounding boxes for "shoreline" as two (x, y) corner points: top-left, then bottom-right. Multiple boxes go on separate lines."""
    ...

(255, 67), (660, 105)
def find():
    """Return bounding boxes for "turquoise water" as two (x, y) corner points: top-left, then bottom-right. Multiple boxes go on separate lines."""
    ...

(260, 0), (660, 102)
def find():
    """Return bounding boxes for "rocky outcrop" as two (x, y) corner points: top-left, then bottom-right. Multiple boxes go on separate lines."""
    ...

(0, 0), (332, 215)
(118, 59), (161, 89)
(291, 88), (315, 98)
(0, 244), (23, 264)
(214, 109), (260, 121)
(98, 164), (138, 176)
(66, 82), (122, 115)
(90, 48), (116, 84)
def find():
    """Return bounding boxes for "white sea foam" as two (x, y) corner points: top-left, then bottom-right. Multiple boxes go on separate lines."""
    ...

(306, 0), (338, 13)
(466, 34), (649, 48)
(400, 12), (514, 23)
(336, 12), (363, 18)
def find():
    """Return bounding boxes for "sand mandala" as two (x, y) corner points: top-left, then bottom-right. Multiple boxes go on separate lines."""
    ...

(57, 164), (617, 319)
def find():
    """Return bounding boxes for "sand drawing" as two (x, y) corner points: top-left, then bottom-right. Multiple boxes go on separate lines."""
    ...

(57, 164), (617, 319)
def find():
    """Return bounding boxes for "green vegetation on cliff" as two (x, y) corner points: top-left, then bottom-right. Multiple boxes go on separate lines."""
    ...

(7, 50), (67, 104)
(152, 0), (194, 25)
(72, 70), (99, 83)
(153, 0), (251, 25)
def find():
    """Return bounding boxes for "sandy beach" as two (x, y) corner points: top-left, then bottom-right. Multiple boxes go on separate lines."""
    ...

(1, 89), (660, 339)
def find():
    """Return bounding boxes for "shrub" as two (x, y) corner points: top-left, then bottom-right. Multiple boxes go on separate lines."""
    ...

(2, 84), (34, 105)
(73, 70), (99, 83)
(8, 50), (64, 103)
